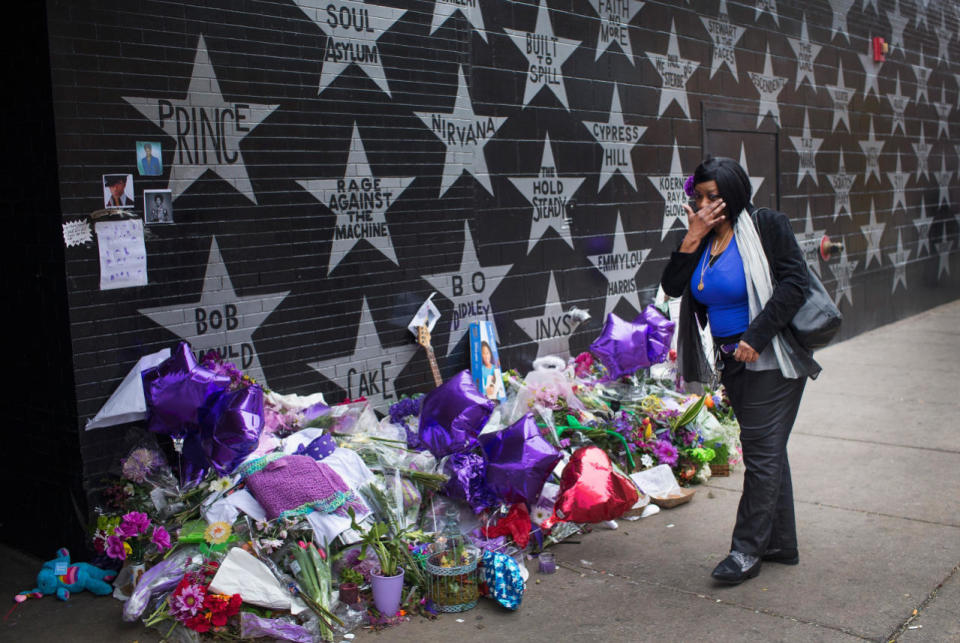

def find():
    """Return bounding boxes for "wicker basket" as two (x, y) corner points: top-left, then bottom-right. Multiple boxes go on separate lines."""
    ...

(621, 493), (651, 519)
(649, 487), (696, 509)
(424, 551), (479, 613)
(711, 462), (731, 477)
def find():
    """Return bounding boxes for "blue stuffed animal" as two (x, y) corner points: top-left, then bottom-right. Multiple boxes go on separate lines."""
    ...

(16, 548), (117, 602)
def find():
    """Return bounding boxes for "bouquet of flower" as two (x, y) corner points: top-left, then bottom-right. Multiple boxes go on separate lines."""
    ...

(145, 560), (242, 636)
(103, 511), (171, 563)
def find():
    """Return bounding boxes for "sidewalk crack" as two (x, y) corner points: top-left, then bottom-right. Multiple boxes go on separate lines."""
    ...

(883, 562), (960, 642)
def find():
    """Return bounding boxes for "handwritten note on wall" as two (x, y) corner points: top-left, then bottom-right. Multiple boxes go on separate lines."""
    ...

(96, 219), (148, 290)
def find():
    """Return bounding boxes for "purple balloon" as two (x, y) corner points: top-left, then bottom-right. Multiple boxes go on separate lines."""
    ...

(200, 385), (264, 476)
(443, 452), (497, 514)
(142, 343), (231, 437)
(635, 305), (675, 365)
(418, 371), (495, 458)
(590, 313), (651, 379)
(479, 413), (562, 507)
(141, 342), (197, 397)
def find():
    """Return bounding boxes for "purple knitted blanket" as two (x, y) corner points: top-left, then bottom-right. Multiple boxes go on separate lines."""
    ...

(244, 454), (365, 521)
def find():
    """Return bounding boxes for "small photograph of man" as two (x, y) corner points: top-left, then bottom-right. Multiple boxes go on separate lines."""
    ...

(102, 174), (135, 208)
(144, 189), (174, 224)
(136, 141), (163, 176)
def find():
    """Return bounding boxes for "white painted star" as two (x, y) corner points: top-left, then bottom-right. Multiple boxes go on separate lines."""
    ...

(912, 48), (932, 104)
(431, 0), (487, 42)
(646, 20), (699, 118)
(788, 13), (821, 92)
(582, 83), (647, 191)
(827, 148), (856, 220)
(789, 108), (823, 187)
(886, 0), (909, 54)
(858, 116), (885, 184)
(935, 8), (953, 64)
(933, 84), (952, 138)
(934, 153), (953, 207)
(297, 123), (415, 275)
(508, 132), (586, 252)
(825, 59), (855, 131)
(795, 203), (825, 277)
(587, 212), (651, 319)
(915, 0), (930, 30)
(886, 72), (910, 135)
(887, 230), (911, 293)
(935, 227), (954, 278)
(828, 0), (855, 42)
(514, 272), (578, 360)
(307, 297), (418, 409)
(862, 0), (878, 13)
(887, 151), (910, 212)
(592, 0), (644, 64)
(422, 221), (512, 356)
(292, 0), (406, 96)
(123, 36), (279, 204)
(859, 199), (886, 269)
(914, 200), (933, 255)
(139, 237), (289, 385)
(828, 245), (857, 306)
(912, 122), (932, 182)
(754, 0), (779, 25)
(740, 143), (764, 198)
(749, 45), (787, 127)
(702, 0), (746, 81)
(504, 0), (581, 110)
(415, 66), (506, 197)
(857, 51), (884, 98)
(648, 139), (690, 240)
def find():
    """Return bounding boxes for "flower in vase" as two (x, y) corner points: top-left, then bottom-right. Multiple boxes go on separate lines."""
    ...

(653, 440), (678, 467)
(204, 521), (232, 545)
(120, 511), (151, 536)
(150, 525), (171, 551)
(106, 535), (127, 560)
(207, 477), (232, 494)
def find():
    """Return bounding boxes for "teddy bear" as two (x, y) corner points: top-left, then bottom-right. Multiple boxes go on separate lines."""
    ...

(16, 548), (117, 602)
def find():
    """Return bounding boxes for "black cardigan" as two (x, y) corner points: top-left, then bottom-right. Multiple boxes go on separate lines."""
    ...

(660, 206), (821, 383)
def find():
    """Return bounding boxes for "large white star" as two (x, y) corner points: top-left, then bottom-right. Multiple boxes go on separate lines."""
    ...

(754, 0), (779, 25)
(914, 200), (933, 256)
(702, 0), (746, 81)
(508, 133), (586, 252)
(857, 52), (884, 99)
(912, 48), (932, 104)
(740, 143), (764, 197)
(431, 0), (487, 42)
(123, 36), (278, 204)
(912, 122), (932, 182)
(307, 297), (418, 409)
(749, 45), (787, 127)
(858, 115), (885, 183)
(886, 72), (910, 135)
(297, 123), (415, 275)
(828, 0), (855, 42)
(828, 245), (857, 306)
(795, 203), (825, 277)
(887, 151), (910, 212)
(514, 272), (578, 360)
(862, 0), (878, 13)
(415, 66), (506, 198)
(859, 199), (886, 269)
(934, 153), (953, 207)
(886, 0), (909, 54)
(790, 108), (823, 187)
(648, 139), (690, 240)
(887, 230), (911, 293)
(788, 12), (821, 92)
(292, 0), (406, 96)
(587, 212), (651, 319)
(915, 0), (930, 29)
(422, 221), (512, 356)
(504, 0), (581, 110)
(825, 59), (855, 131)
(646, 20), (699, 118)
(138, 237), (289, 386)
(935, 227), (954, 279)
(592, 0), (644, 64)
(827, 149), (856, 220)
(582, 83), (647, 191)
(935, 8), (953, 64)
(933, 84), (952, 138)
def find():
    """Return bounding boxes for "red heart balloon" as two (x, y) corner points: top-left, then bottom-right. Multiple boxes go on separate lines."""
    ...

(542, 447), (639, 530)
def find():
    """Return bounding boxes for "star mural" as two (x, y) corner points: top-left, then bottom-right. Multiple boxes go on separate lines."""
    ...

(749, 45), (787, 126)
(292, 0), (406, 96)
(934, 153), (953, 207)
(648, 139), (690, 240)
(887, 230), (911, 293)
(859, 199), (885, 269)
(582, 83), (646, 192)
(826, 149), (856, 219)
(887, 151), (909, 212)
(514, 272), (579, 360)
(914, 201), (933, 255)
(504, 0), (581, 110)
(508, 133), (586, 252)
(828, 0), (855, 41)
(915, 0), (930, 30)
(912, 48), (932, 104)
(138, 237), (289, 386)
(646, 20), (699, 118)
(740, 143), (764, 197)
(886, 72), (910, 135)
(415, 66), (507, 198)
(789, 108), (823, 187)
(912, 122), (932, 182)
(702, 0), (746, 81)
(862, 0), (878, 12)
(935, 228), (954, 279)
(886, 0), (908, 54)
(123, 35), (279, 204)
(297, 123), (415, 275)
(307, 297), (418, 409)
(935, 8), (953, 64)
(933, 84), (952, 138)
(591, 0), (644, 64)
(825, 59), (855, 131)
(828, 245), (857, 306)
(795, 203), (825, 277)
(754, 0), (779, 25)
(788, 12), (821, 92)
(431, 0), (487, 41)
(857, 51), (884, 99)
(858, 115), (884, 183)
(423, 221), (512, 356)
(587, 212), (651, 319)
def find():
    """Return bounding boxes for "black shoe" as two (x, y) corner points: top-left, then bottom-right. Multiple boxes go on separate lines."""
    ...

(761, 548), (799, 565)
(711, 551), (762, 584)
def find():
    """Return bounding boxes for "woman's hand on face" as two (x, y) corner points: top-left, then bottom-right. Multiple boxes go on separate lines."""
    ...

(734, 341), (759, 363)
(679, 198), (726, 251)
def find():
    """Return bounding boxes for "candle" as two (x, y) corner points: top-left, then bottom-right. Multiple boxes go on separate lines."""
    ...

(538, 552), (556, 574)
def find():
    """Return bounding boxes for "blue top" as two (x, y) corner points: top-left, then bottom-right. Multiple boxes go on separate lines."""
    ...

(691, 235), (750, 337)
(140, 155), (161, 176)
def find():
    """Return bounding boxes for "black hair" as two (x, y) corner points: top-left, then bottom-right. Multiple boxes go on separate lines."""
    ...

(692, 156), (752, 225)
(103, 174), (127, 188)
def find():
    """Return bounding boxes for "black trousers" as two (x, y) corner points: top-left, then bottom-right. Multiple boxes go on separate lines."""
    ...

(719, 352), (806, 556)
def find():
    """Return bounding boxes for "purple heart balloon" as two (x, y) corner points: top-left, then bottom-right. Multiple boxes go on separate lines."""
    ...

(418, 371), (496, 459)
(200, 385), (264, 476)
(141, 342), (197, 397)
(479, 413), (562, 507)
(589, 313), (651, 379)
(635, 305), (675, 365)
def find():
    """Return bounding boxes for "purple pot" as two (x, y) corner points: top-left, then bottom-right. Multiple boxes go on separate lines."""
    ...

(370, 567), (404, 616)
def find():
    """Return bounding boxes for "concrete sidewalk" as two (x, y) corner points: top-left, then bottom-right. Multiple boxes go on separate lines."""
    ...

(3, 301), (959, 642)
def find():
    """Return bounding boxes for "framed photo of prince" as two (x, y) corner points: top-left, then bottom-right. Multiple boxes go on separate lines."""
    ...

(143, 189), (173, 224)
(136, 141), (163, 176)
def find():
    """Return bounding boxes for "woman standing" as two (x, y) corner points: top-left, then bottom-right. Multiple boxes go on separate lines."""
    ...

(660, 156), (820, 584)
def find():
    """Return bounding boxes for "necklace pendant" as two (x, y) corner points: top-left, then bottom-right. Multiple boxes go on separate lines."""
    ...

(697, 282), (704, 291)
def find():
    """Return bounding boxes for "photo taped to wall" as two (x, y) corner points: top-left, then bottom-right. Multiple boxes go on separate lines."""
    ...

(102, 173), (135, 208)
(143, 189), (173, 224)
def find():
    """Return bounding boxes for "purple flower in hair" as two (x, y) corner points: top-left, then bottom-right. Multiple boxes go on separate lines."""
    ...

(683, 175), (696, 198)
